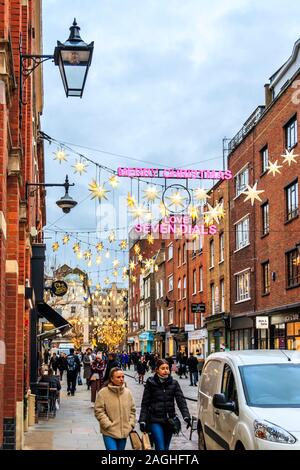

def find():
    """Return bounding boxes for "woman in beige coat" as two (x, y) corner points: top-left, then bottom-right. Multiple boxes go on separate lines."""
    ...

(94, 367), (136, 450)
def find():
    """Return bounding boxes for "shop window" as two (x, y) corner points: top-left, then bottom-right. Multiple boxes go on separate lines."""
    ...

(273, 324), (286, 349)
(287, 322), (300, 336)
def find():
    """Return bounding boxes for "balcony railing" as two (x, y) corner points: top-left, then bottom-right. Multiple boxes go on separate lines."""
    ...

(228, 106), (265, 153)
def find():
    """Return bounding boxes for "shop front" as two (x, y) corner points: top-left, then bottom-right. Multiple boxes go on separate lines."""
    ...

(269, 312), (300, 350)
(188, 328), (208, 357)
(153, 327), (166, 357)
(230, 316), (255, 350)
(205, 313), (230, 354)
(166, 331), (175, 356)
(173, 331), (188, 356)
(138, 331), (154, 354)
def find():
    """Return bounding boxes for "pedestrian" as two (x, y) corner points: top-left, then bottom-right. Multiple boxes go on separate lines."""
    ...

(94, 367), (136, 451)
(66, 348), (81, 396)
(90, 352), (105, 407)
(43, 349), (50, 365)
(103, 352), (119, 382)
(139, 359), (191, 451)
(136, 356), (147, 384)
(195, 349), (204, 376)
(57, 352), (67, 381)
(187, 352), (199, 386)
(179, 352), (188, 379)
(83, 348), (94, 390)
(165, 354), (174, 373)
(49, 352), (58, 375)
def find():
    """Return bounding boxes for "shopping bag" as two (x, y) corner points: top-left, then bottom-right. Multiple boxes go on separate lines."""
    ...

(129, 430), (142, 450)
(141, 432), (152, 450)
(77, 375), (83, 386)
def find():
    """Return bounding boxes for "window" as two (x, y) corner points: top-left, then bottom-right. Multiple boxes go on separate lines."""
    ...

(262, 261), (270, 295)
(193, 270), (197, 294)
(71, 306), (76, 314)
(177, 279), (181, 300)
(157, 308), (161, 327)
(160, 308), (164, 327)
(199, 266), (203, 292)
(168, 243), (173, 261)
(199, 235), (203, 252)
(287, 249), (300, 288)
(219, 232), (224, 262)
(236, 270), (250, 302)
(220, 279), (225, 312)
(286, 180), (298, 221)
(160, 279), (164, 298)
(193, 237), (197, 254)
(183, 275), (187, 299)
(168, 275), (174, 292)
(168, 308), (174, 324)
(183, 307), (187, 324)
(236, 216), (249, 250)
(261, 146), (269, 174)
(178, 247), (181, 266)
(156, 281), (159, 300)
(210, 239), (214, 268)
(211, 284), (215, 314)
(183, 243), (186, 263)
(235, 166), (249, 197)
(221, 364), (239, 414)
(285, 115), (297, 149)
(261, 202), (269, 235)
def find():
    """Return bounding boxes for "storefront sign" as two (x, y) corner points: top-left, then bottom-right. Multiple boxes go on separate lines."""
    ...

(51, 280), (68, 297)
(127, 337), (135, 343)
(156, 326), (165, 333)
(192, 303), (206, 313)
(256, 316), (269, 329)
(188, 330), (204, 341)
(132, 322), (138, 328)
(170, 326), (180, 334)
(184, 324), (195, 332)
(271, 313), (300, 325)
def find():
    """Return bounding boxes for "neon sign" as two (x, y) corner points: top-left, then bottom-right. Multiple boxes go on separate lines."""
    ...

(135, 216), (218, 236)
(117, 167), (232, 180)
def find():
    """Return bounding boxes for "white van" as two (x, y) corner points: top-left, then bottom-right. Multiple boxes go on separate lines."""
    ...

(197, 350), (300, 450)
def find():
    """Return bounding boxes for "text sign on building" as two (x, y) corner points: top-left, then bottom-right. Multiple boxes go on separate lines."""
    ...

(256, 316), (269, 329)
(192, 303), (206, 313)
(184, 324), (195, 332)
(170, 326), (179, 334)
(51, 280), (68, 297)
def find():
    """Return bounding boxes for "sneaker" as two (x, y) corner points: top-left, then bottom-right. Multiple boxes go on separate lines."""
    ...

(67, 391), (71, 396)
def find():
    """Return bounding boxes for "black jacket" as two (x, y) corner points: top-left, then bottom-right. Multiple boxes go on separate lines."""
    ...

(139, 374), (190, 425)
(187, 356), (198, 372)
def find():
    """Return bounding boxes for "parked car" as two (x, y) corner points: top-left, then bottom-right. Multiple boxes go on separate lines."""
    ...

(197, 350), (300, 450)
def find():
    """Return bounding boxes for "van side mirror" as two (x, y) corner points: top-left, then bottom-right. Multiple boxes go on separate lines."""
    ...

(213, 393), (236, 412)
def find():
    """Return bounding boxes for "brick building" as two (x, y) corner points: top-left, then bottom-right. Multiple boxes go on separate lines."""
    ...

(0, 0), (45, 449)
(228, 38), (300, 351)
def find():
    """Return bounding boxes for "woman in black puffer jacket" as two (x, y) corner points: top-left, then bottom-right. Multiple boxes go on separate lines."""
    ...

(139, 359), (191, 450)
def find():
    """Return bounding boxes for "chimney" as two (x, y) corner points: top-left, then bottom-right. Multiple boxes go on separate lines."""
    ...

(264, 83), (272, 107)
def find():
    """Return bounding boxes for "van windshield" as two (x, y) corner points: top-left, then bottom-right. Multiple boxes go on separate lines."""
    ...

(239, 364), (300, 407)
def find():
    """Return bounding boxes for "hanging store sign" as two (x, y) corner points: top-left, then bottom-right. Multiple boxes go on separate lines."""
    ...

(192, 303), (206, 313)
(256, 316), (269, 329)
(117, 167), (233, 180)
(51, 280), (68, 297)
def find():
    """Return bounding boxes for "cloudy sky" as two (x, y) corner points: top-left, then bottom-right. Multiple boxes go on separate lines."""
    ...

(42, 0), (300, 283)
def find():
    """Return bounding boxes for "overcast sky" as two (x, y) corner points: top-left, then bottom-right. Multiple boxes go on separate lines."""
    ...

(42, 0), (300, 284)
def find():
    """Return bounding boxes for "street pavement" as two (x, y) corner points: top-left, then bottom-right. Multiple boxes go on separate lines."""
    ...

(24, 369), (198, 450)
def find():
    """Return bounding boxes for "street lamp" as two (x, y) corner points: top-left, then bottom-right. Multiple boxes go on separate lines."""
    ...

(26, 175), (77, 214)
(20, 19), (94, 102)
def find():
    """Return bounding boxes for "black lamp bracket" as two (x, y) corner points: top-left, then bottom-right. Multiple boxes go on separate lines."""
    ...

(21, 54), (54, 79)
(26, 175), (74, 201)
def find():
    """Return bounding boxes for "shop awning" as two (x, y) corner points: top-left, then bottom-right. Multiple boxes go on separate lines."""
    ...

(37, 302), (72, 336)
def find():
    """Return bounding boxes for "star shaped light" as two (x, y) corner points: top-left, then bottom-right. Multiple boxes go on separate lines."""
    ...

(145, 258), (153, 270)
(104, 277), (110, 285)
(159, 202), (169, 217)
(242, 183), (265, 206)
(52, 242), (59, 252)
(72, 160), (88, 175)
(120, 240), (128, 250)
(281, 149), (299, 166)
(165, 190), (185, 209)
(134, 244), (141, 255)
(127, 193), (136, 208)
(96, 242), (104, 252)
(140, 268), (145, 275)
(122, 266), (128, 275)
(108, 231), (116, 243)
(108, 175), (119, 188)
(96, 256), (102, 265)
(129, 260), (135, 271)
(129, 204), (147, 220)
(194, 187), (210, 202)
(84, 249), (92, 260)
(267, 160), (282, 176)
(138, 254), (143, 262)
(143, 185), (160, 202)
(53, 148), (68, 164)
(73, 242), (80, 253)
(204, 203), (224, 225)
(131, 275), (137, 284)
(62, 234), (70, 245)
(88, 180), (110, 201)
(188, 205), (200, 220)
(147, 234), (154, 245)
(112, 270), (118, 278)
(113, 259), (120, 268)
(154, 264), (159, 272)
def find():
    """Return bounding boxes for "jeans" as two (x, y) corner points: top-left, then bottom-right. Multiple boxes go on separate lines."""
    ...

(150, 423), (173, 451)
(103, 436), (127, 450)
(189, 371), (198, 385)
(67, 371), (77, 394)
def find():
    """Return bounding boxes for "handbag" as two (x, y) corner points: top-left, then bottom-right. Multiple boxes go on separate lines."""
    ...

(167, 415), (181, 435)
(141, 432), (152, 450)
(129, 430), (142, 450)
(90, 373), (100, 381)
(77, 375), (83, 386)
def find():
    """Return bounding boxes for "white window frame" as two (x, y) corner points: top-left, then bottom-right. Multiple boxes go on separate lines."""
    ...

(168, 274), (174, 292)
(178, 279), (181, 300)
(234, 164), (249, 198)
(235, 215), (250, 251)
(211, 284), (215, 315)
(220, 279), (225, 313)
(193, 270), (197, 295)
(183, 275), (187, 299)
(183, 243), (186, 263)
(168, 243), (173, 261)
(168, 308), (174, 325)
(210, 239), (214, 268)
(156, 281), (159, 300)
(235, 269), (251, 303)
(199, 266), (203, 292)
(160, 279), (164, 298)
(219, 232), (224, 263)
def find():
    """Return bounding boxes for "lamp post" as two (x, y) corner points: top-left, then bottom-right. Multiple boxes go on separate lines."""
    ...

(20, 18), (94, 103)
(26, 175), (77, 214)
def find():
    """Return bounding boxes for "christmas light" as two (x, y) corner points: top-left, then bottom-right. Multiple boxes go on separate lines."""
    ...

(267, 160), (282, 176)
(242, 183), (265, 205)
(194, 188), (210, 202)
(108, 175), (119, 188)
(108, 231), (116, 243)
(134, 244), (141, 255)
(63, 234), (70, 244)
(120, 239), (128, 250)
(165, 190), (185, 210)
(96, 242), (104, 252)
(281, 149), (299, 166)
(88, 180), (110, 201)
(127, 193), (136, 208)
(147, 234), (154, 245)
(53, 148), (68, 164)
(143, 185), (160, 202)
(72, 160), (88, 175)
(52, 242), (59, 252)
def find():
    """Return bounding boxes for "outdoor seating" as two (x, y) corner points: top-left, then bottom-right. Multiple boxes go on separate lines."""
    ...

(36, 382), (50, 420)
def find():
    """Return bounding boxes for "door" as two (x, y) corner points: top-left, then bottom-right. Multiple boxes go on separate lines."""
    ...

(213, 363), (239, 450)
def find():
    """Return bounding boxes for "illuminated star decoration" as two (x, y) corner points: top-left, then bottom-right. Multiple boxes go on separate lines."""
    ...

(143, 185), (160, 202)
(108, 175), (119, 188)
(129, 260), (135, 271)
(267, 160), (282, 176)
(242, 183), (265, 206)
(120, 240), (128, 250)
(108, 231), (116, 243)
(144, 211), (153, 222)
(138, 254), (143, 262)
(159, 201), (169, 217)
(194, 188), (210, 202)
(73, 242), (80, 253)
(62, 234), (70, 245)
(72, 160), (88, 175)
(77, 251), (83, 260)
(84, 249), (92, 260)
(96, 242), (104, 252)
(129, 204), (147, 220)
(134, 244), (141, 255)
(122, 266), (128, 275)
(281, 149), (299, 166)
(166, 190), (185, 210)
(96, 256), (102, 265)
(104, 277), (110, 285)
(131, 275), (137, 284)
(105, 249), (110, 258)
(144, 258), (153, 270)
(188, 205), (199, 220)
(52, 242), (59, 252)
(112, 270), (118, 278)
(204, 203), (224, 225)
(141, 268), (145, 275)
(88, 180), (110, 201)
(127, 193), (136, 208)
(113, 259), (120, 268)
(147, 234), (154, 245)
(53, 148), (68, 164)
(154, 264), (159, 272)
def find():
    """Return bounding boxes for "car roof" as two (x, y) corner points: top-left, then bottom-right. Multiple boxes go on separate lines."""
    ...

(206, 350), (300, 365)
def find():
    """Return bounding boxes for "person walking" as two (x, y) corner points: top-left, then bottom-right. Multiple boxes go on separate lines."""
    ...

(179, 352), (188, 379)
(103, 352), (119, 382)
(136, 356), (147, 384)
(90, 353), (105, 407)
(165, 354), (174, 373)
(66, 348), (81, 396)
(49, 352), (58, 375)
(83, 348), (94, 390)
(94, 367), (136, 451)
(187, 352), (199, 386)
(57, 352), (67, 381)
(139, 359), (191, 451)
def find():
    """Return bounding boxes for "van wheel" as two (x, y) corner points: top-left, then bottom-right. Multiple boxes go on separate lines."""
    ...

(198, 423), (206, 450)
(235, 441), (245, 451)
